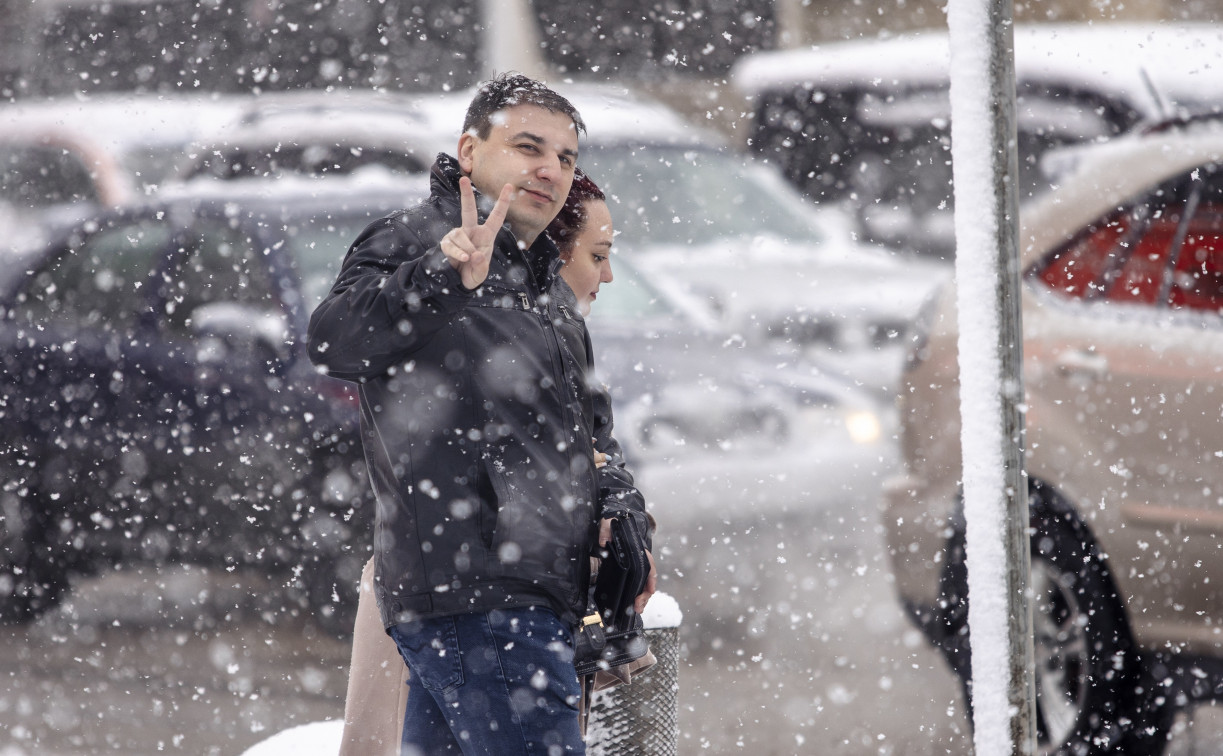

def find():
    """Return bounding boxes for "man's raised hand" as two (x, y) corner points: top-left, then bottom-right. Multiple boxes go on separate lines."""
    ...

(441, 177), (514, 290)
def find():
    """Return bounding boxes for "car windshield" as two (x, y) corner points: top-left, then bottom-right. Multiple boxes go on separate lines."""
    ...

(585, 257), (684, 325)
(122, 144), (206, 189)
(580, 144), (824, 249)
(239, 201), (388, 313)
(278, 215), (375, 313)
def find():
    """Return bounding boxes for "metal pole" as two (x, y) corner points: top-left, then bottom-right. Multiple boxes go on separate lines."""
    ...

(945, 1), (1035, 755)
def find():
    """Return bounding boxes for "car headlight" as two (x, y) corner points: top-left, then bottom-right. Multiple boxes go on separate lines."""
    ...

(844, 409), (883, 445)
(786, 403), (883, 447)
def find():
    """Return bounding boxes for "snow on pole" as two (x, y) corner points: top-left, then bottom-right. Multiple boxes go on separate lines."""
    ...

(480, 0), (549, 80)
(945, 1), (1036, 755)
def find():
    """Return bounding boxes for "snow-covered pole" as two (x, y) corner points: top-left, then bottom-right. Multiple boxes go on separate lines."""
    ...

(945, 1), (1036, 755)
(480, 0), (549, 80)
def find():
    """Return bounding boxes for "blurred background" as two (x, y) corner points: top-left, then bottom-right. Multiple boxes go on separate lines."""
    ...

(4, 1), (1223, 755)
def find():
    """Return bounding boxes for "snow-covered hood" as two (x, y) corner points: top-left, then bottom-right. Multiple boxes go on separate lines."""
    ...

(623, 232), (951, 329)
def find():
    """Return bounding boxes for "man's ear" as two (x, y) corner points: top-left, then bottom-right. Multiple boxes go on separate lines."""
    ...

(457, 132), (476, 174)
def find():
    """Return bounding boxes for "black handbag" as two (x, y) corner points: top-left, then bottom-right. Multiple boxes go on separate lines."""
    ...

(574, 515), (651, 677)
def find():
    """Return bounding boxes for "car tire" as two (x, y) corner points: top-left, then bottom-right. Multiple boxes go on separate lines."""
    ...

(0, 447), (68, 623)
(936, 484), (1171, 756)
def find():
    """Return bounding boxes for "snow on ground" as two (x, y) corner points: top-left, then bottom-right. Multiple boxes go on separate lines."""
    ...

(238, 719), (341, 756)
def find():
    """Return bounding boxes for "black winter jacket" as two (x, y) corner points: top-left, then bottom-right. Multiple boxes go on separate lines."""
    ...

(307, 154), (646, 628)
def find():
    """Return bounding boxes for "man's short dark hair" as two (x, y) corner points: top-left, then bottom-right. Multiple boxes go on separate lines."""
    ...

(463, 72), (586, 140)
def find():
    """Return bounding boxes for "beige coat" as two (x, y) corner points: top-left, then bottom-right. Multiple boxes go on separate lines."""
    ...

(339, 559), (407, 756)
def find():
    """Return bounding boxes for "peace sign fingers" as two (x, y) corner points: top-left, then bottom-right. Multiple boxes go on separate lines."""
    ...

(459, 176), (479, 234)
(443, 179), (515, 289)
(483, 183), (515, 239)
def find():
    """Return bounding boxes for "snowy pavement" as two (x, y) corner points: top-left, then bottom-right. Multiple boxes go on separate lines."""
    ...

(3, 449), (1223, 754)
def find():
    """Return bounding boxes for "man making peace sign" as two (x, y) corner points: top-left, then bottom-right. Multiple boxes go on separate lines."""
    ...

(307, 74), (651, 754)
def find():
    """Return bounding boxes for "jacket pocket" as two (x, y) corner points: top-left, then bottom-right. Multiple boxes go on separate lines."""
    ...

(482, 449), (576, 567)
(389, 617), (464, 694)
(481, 453), (534, 573)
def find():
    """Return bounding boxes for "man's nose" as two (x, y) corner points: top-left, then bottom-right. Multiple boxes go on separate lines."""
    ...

(535, 155), (564, 182)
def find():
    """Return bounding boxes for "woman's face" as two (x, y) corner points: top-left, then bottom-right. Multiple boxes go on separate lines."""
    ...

(560, 199), (614, 316)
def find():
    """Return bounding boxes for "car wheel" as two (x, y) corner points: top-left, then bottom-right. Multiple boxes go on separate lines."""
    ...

(937, 487), (1171, 755)
(0, 449), (68, 623)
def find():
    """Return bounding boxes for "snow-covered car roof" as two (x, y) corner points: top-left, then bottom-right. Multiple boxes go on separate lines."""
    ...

(0, 94), (248, 202)
(733, 22), (1223, 120)
(176, 90), (437, 181)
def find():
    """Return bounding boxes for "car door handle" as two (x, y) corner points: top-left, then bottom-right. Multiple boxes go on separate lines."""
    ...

(1055, 350), (1108, 380)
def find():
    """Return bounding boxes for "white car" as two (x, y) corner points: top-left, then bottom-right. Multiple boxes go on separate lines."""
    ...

(0, 95), (246, 254)
(886, 115), (1223, 755)
(412, 84), (950, 392)
(733, 22), (1223, 260)
(177, 90), (436, 183)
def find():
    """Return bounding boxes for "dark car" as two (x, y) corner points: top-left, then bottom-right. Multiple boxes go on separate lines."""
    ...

(0, 165), (894, 640)
(733, 23), (1223, 261)
(0, 177), (426, 632)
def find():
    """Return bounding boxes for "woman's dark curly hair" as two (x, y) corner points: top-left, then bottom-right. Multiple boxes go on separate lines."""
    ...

(547, 169), (606, 258)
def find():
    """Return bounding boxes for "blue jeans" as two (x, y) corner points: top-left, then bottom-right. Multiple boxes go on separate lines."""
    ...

(389, 607), (585, 755)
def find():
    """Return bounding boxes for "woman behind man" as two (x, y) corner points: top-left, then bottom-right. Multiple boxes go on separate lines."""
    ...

(338, 170), (631, 755)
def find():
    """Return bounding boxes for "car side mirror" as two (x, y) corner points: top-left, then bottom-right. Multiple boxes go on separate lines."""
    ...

(191, 301), (292, 374)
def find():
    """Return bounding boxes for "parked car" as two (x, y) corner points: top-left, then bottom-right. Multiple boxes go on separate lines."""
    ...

(586, 250), (888, 478)
(0, 95), (246, 255)
(884, 114), (1223, 754)
(413, 84), (950, 392)
(0, 167), (890, 633)
(0, 176), (426, 632)
(176, 90), (435, 182)
(733, 22), (1223, 261)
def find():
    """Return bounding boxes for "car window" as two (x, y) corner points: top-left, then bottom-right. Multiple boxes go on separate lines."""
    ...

(1032, 164), (1223, 313)
(1167, 186), (1223, 312)
(187, 145), (428, 181)
(163, 220), (275, 335)
(581, 144), (823, 248)
(277, 216), (375, 313)
(0, 143), (100, 209)
(586, 259), (679, 324)
(120, 144), (192, 190)
(1035, 207), (1182, 305)
(11, 218), (172, 331)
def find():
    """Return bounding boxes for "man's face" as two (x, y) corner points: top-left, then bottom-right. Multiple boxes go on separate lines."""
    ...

(457, 104), (580, 244)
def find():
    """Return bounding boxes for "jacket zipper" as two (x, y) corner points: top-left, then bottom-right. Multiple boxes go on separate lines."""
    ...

(517, 246), (596, 607)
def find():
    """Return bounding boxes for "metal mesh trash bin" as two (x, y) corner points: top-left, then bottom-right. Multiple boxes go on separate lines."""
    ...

(587, 593), (681, 755)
